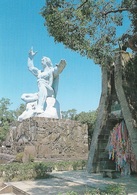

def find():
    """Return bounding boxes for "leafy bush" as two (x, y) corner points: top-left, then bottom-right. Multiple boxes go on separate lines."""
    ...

(15, 152), (24, 162)
(105, 184), (127, 195)
(34, 162), (51, 178)
(0, 162), (51, 181)
(72, 160), (86, 170)
(58, 185), (127, 195)
(53, 160), (86, 171)
(0, 98), (15, 142)
(0, 160), (87, 181)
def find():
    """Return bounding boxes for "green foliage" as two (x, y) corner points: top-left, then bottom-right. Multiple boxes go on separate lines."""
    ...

(105, 184), (127, 195)
(75, 110), (97, 135)
(64, 191), (78, 195)
(16, 152), (34, 163)
(13, 103), (26, 120)
(0, 98), (15, 141)
(15, 152), (24, 162)
(0, 160), (87, 181)
(61, 109), (97, 125)
(75, 110), (97, 125)
(0, 97), (26, 142)
(34, 162), (50, 178)
(61, 109), (77, 119)
(0, 162), (51, 181)
(41, 0), (136, 65)
(52, 160), (86, 171)
(58, 184), (127, 194)
(72, 160), (86, 170)
(0, 162), (127, 195)
(61, 109), (97, 137)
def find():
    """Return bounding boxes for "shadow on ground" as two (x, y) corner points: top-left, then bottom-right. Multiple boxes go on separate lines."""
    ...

(8, 170), (137, 195)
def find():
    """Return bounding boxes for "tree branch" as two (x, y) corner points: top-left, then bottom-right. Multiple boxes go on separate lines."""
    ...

(102, 7), (128, 16)
(77, 0), (88, 10)
(102, 6), (137, 16)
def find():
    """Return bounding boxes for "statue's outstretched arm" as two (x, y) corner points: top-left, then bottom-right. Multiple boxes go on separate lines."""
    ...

(28, 47), (39, 76)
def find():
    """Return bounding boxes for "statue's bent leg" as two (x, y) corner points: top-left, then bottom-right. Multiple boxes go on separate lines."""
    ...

(36, 83), (54, 113)
(36, 85), (48, 113)
(21, 93), (38, 103)
(18, 101), (37, 121)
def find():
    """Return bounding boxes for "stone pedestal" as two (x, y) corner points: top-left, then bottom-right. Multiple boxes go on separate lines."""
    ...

(4, 118), (88, 161)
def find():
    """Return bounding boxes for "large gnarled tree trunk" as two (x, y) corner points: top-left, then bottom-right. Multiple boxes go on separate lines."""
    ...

(87, 64), (111, 173)
(115, 51), (137, 158)
(87, 51), (137, 173)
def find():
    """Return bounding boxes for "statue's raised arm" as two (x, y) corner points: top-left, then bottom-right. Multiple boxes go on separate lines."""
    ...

(28, 47), (39, 76)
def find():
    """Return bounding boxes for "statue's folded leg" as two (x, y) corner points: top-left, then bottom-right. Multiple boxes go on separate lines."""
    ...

(18, 101), (37, 121)
(18, 93), (38, 121)
(21, 93), (38, 103)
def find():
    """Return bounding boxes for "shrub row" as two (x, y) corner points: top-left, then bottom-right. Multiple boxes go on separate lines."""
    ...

(0, 160), (86, 181)
(0, 162), (51, 181)
(58, 184), (127, 195)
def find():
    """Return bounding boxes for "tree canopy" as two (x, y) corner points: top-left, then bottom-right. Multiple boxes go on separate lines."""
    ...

(41, 0), (137, 65)
(0, 98), (26, 142)
(0, 98), (14, 141)
(61, 108), (97, 134)
(61, 109), (77, 120)
(75, 110), (97, 126)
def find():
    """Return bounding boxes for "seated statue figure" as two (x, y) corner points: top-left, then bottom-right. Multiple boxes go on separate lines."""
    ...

(18, 47), (66, 121)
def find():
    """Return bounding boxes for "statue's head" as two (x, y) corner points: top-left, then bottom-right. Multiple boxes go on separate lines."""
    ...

(41, 56), (53, 68)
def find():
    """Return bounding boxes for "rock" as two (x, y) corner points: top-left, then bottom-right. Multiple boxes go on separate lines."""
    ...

(3, 118), (88, 161)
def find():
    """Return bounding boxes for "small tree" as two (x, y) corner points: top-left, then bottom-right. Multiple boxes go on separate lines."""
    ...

(61, 109), (77, 119)
(75, 110), (97, 132)
(13, 103), (26, 120)
(75, 110), (97, 148)
(0, 98), (15, 141)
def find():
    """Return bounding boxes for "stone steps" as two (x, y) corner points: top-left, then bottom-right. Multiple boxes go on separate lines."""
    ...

(0, 184), (29, 195)
(95, 132), (116, 171)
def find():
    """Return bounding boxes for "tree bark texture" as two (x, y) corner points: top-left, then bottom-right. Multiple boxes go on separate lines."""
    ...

(87, 65), (111, 173)
(114, 51), (137, 158)
(87, 51), (137, 173)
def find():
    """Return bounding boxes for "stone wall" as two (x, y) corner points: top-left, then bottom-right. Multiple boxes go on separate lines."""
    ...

(2, 118), (88, 161)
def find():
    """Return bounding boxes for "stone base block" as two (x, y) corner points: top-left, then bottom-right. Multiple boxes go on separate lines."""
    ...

(4, 118), (89, 162)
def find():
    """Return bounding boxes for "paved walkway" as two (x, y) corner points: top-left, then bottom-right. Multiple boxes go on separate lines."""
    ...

(6, 170), (137, 195)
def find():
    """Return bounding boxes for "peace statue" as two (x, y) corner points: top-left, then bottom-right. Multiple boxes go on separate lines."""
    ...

(18, 47), (66, 121)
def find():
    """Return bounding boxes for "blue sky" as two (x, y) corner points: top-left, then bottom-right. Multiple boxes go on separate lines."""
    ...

(0, 0), (101, 113)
